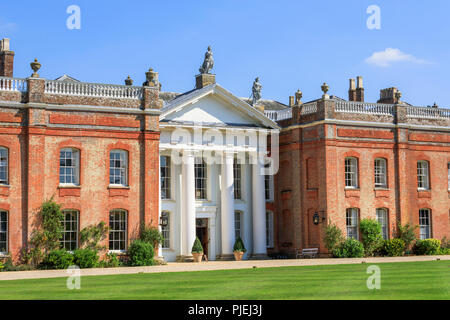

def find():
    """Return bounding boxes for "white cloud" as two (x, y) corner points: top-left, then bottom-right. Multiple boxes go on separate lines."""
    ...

(365, 48), (431, 67)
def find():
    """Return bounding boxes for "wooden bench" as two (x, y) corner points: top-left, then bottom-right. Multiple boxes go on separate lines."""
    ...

(296, 248), (319, 259)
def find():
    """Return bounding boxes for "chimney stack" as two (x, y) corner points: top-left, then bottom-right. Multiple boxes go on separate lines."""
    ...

(378, 87), (400, 104)
(356, 76), (364, 102)
(348, 78), (356, 101)
(289, 96), (295, 107)
(0, 38), (15, 77)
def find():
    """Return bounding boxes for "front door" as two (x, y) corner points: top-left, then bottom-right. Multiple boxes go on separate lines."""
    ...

(196, 218), (209, 258)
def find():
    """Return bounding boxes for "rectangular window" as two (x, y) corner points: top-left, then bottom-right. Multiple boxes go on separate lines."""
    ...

(0, 148), (8, 185)
(60, 210), (78, 251)
(417, 161), (429, 190)
(233, 160), (242, 200)
(234, 211), (242, 240)
(374, 158), (387, 188)
(110, 150), (128, 186)
(345, 158), (358, 188)
(109, 209), (127, 251)
(0, 211), (7, 253)
(266, 211), (274, 248)
(161, 211), (170, 249)
(60, 148), (79, 185)
(346, 208), (359, 240)
(264, 163), (272, 201)
(419, 209), (431, 240)
(376, 208), (388, 240)
(160, 156), (171, 199)
(195, 158), (207, 200)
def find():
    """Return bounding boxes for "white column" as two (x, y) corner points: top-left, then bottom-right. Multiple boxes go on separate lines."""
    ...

(182, 150), (196, 258)
(220, 151), (235, 257)
(252, 155), (267, 256)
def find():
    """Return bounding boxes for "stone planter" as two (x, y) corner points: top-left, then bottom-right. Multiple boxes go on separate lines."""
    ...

(234, 251), (244, 261)
(192, 252), (203, 263)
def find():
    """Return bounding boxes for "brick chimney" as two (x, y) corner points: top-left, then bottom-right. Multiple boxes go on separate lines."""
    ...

(195, 73), (216, 89)
(0, 38), (15, 77)
(378, 87), (399, 104)
(355, 76), (364, 102)
(348, 78), (356, 101)
(289, 96), (295, 107)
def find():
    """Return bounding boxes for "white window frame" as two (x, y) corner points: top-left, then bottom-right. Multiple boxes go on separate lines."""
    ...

(160, 156), (171, 199)
(233, 159), (242, 200)
(161, 211), (171, 249)
(376, 208), (389, 240)
(0, 210), (7, 254)
(195, 157), (207, 200)
(346, 208), (359, 240)
(266, 211), (274, 248)
(110, 150), (128, 187)
(374, 158), (387, 189)
(61, 210), (79, 251)
(345, 157), (358, 189)
(419, 209), (432, 240)
(59, 148), (80, 186)
(417, 161), (430, 190)
(109, 209), (127, 252)
(0, 147), (8, 185)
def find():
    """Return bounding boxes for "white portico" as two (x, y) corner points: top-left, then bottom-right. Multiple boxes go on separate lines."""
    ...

(158, 79), (279, 262)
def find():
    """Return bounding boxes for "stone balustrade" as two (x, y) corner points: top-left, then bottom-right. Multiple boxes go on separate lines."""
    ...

(0, 77), (27, 92)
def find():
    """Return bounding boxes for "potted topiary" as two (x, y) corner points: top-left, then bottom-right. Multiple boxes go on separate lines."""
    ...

(233, 237), (247, 261)
(191, 237), (203, 263)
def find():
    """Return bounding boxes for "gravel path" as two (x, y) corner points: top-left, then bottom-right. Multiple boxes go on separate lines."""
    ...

(0, 255), (448, 281)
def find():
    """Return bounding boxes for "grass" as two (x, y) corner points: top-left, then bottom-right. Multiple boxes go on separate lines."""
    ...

(0, 261), (448, 300)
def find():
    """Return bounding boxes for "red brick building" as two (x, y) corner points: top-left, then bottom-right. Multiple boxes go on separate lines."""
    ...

(269, 78), (450, 256)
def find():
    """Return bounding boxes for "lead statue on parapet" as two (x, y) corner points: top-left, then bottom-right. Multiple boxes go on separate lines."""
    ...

(199, 46), (214, 74)
(251, 77), (262, 106)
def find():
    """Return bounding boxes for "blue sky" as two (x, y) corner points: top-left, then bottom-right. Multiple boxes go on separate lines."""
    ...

(1, 0), (449, 106)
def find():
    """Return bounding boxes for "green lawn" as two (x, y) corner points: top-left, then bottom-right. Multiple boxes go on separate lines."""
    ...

(0, 261), (449, 300)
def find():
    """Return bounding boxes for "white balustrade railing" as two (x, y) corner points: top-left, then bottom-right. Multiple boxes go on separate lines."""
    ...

(407, 105), (450, 119)
(265, 108), (292, 121)
(44, 80), (143, 99)
(335, 100), (395, 116)
(0, 77), (27, 92)
(300, 101), (317, 115)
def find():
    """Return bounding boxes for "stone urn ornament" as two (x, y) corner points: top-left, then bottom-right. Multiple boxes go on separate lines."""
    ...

(124, 75), (133, 86)
(30, 58), (41, 78)
(321, 82), (330, 99)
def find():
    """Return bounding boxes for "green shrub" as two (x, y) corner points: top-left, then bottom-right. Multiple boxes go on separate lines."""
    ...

(191, 237), (203, 254)
(128, 240), (155, 266)
(0, 261), (4, 272)
(332, 238), (365, 258)
(439, 247), (450, 255)
(99, 253), (122, 268)
(413, 239), (441, 255)
(441, 237), (450, 249)
(40, 249), (74, 270)
(359, 219), (383, 257)
(140, 223), (164, 250)
(324, 222), (344, 253)
(80, 222), (109, 252)
(233, 237), (247, 253)
(395, 223), (418, 252)
(73, 249), (99, 268)
(383, 239), (406, 257)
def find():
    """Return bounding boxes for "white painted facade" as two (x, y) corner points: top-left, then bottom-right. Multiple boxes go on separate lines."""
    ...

(158, 84), (279, 262)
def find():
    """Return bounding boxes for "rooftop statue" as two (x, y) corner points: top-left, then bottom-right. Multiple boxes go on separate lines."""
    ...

(251, 77), (262, 106)
(199, 46), (214, 74)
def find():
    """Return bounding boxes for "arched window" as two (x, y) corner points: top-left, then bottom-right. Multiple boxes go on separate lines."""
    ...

(109, 209), (127, 251)
(374, 158), (387, 188)
(61, 210), (79, 251)
(345, 157), (358, 188)
(60, 148), (80, 185)
(110, 150), (128, 186)
(417, 161), (430, 190)
(376, 208), (389, 240)
(0, 147), (8, 185)
(0, 210), (7, 254)
(346, 208), (359, 240)
(161, 211), (170, 249)
(419, 209), (432, 239)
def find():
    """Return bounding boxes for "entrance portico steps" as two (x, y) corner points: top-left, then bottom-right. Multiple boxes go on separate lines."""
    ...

(0, 255), (448, 281)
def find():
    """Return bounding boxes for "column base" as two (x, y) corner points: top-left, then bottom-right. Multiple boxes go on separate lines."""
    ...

(247, 253), (270, 260)
(176, 255), (194, 263)
(216, 254), (234, 261)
